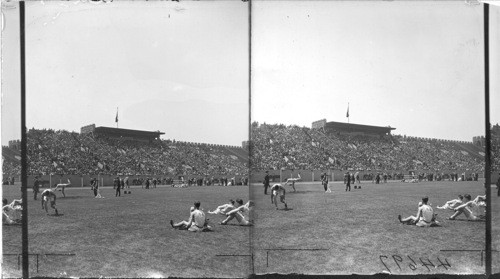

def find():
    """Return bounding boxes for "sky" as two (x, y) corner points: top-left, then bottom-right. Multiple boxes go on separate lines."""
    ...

(2, 1), (500, 146)
(1, 0), (249, 146)
(252, 1), (500, 142)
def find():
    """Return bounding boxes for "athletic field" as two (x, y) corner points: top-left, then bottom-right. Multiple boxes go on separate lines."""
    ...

(2, 185), (251, 278)
(251, 180), (486, 275)
(1, 180), (490, 277)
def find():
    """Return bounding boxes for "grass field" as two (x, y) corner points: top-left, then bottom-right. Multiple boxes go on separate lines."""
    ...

(250, 180), (486, 275)
(1, 180), (491, 277)
(2, 185), (251, 278)
(492, 185), (500, 275)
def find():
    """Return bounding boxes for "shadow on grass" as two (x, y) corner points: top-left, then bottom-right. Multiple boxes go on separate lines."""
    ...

(48, 213), (65, 217)
(289, 191), (314, 194)
(278, 208), (293, 211)
(59, 196), (86, 200)
(3, 223), (22, 226)
(449, 219), (485, 222)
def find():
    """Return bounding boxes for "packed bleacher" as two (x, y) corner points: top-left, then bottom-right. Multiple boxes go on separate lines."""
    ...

(2, 124), (497, 179)
(250, 123), (489, 173)
(4, 128), (248, 177)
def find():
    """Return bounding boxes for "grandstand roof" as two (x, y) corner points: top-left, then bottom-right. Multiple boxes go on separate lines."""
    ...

(93, 126), (164, 141)
(325, 121), (395, 136)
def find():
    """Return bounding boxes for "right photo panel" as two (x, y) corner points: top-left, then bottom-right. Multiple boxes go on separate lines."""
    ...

(250, 1), (496, 275)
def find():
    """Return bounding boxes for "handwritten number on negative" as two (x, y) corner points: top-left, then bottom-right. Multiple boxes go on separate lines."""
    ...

(392, 255), (403, 270)
(436, 257), (451, 270)
(419, 257), (435, 272)
(407, 255), (417, 271)
(379, 255), (391, 273)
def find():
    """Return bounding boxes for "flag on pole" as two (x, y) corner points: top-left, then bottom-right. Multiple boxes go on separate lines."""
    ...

(346, 103), (349, 118)
(115, 107), (118, 123)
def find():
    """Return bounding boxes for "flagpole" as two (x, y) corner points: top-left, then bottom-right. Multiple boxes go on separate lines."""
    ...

(347, 102), (350, 124)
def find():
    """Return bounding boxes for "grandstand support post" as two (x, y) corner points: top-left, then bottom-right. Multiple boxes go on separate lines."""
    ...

(280, 169), (282, 183)
(312, 171), (314, 182)
(81, 177), (83, 187)
(49, 175), (52, 189)
(19, 1), (29, 278)
(483, 2), (491, 276)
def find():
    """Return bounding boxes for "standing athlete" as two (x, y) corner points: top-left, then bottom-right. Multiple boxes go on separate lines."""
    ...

(270, 184), (287, 210)
(41, 189), (59, 215)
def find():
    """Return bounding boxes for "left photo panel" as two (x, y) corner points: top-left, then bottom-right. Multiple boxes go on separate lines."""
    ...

(1, 1), (250, 277)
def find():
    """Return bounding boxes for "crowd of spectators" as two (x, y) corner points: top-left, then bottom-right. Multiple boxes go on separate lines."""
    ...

(2, 124), (497, 180)
(250, 123), (487, 174)
(17, 128), (248, 177)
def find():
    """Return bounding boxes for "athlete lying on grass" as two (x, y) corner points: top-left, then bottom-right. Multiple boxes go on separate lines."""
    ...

(208, 199), (235, 215)
(220, 199), (253, 226)
(3, 198), (22, 224)
(437, 195), (463, 210)
(448, 194), (485, 221)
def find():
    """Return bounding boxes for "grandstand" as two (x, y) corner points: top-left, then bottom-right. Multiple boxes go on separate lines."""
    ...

(80, 124), (164, 143)
(324, 121), (395, 137)
(2, 122), (496, 184)
(250, 122), (490, 180)
(2, 127), (249, 186)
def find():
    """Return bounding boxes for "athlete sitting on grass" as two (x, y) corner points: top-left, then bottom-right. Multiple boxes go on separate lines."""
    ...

(270, 184), (287, 210)
(398, 196), (439, 227)
(437, 195), (463, 210)
(448, 194), (485, 221)
(170, 201), (212, 232)
(54, 179), (71, 197)
(220, 199), (253, 226)
(208, 199), (235, 215)
(41, 189), (59, 215)
(3, 198), (22, 225)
